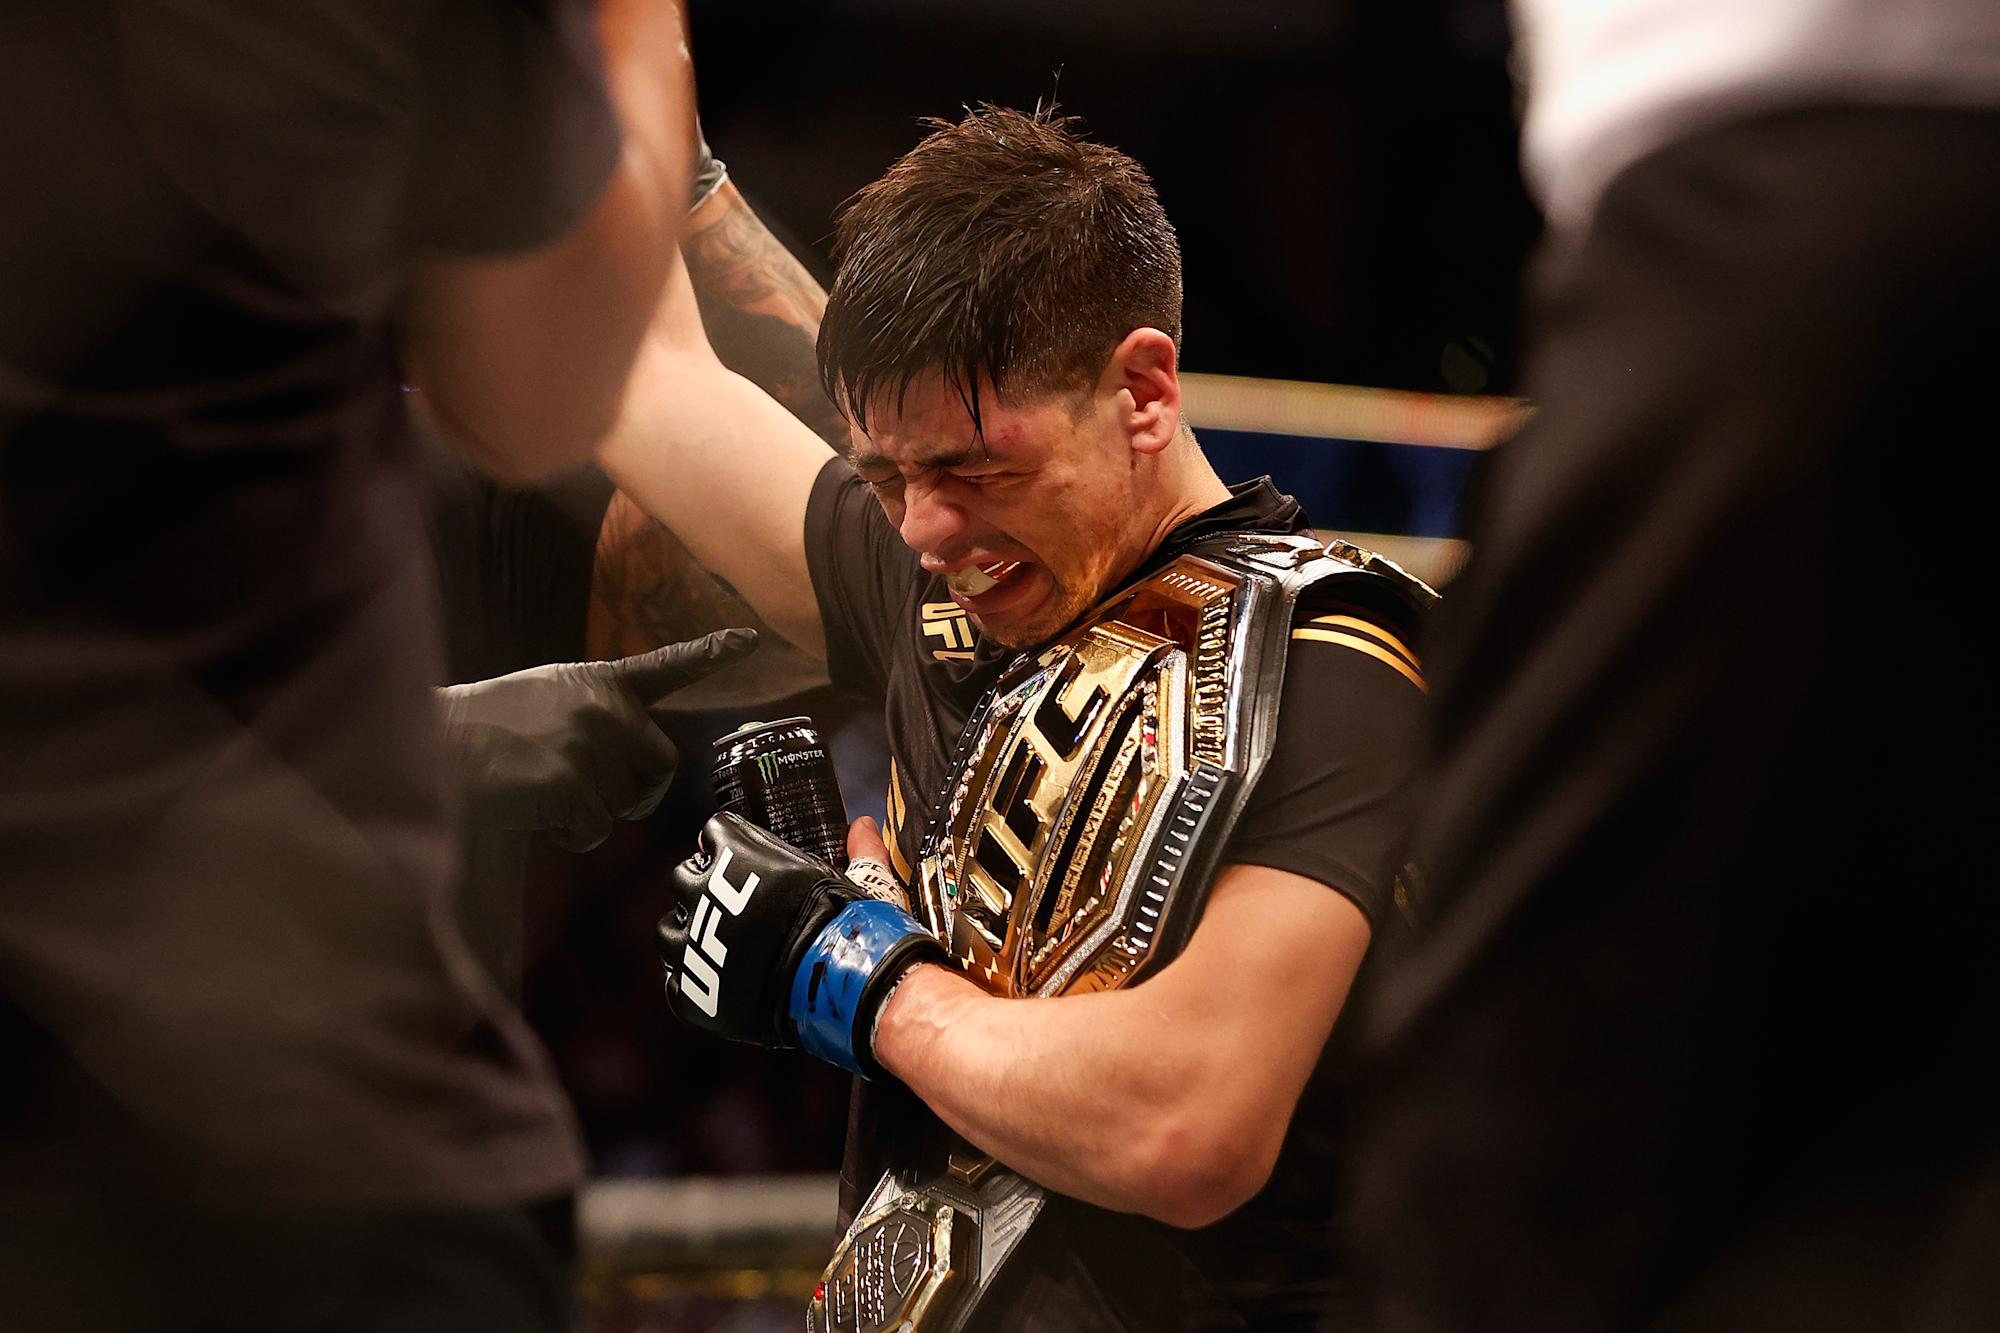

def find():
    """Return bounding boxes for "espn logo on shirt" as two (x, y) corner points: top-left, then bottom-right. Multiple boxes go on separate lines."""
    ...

(678, 848), (759, 1017)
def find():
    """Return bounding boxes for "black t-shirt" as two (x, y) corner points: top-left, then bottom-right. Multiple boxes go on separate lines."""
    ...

(1357, 114), (2000, 1331)
(420, 440), (615, 994)
(0, 0), (615, 1211)
(805, 457), (1428, 1330)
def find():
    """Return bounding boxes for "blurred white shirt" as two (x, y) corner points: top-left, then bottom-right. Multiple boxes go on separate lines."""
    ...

(1516, 0), (2000, 229)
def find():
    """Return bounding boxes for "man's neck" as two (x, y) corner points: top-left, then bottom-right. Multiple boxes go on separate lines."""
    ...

(1136, 443), (1233, 561)
(1021, 444), (1235, 654)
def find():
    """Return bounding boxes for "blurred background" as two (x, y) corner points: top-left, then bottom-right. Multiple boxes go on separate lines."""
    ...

(691, 0), (1536, 395)
(534, 2), (1539, 1326)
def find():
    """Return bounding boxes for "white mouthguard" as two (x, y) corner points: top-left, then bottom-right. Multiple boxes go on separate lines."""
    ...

(945, 565), (999, 596)
(945, 561), (1020, 597)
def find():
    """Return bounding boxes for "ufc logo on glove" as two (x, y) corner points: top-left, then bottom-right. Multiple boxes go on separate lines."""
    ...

(658, 811), (943, 1078)
(678, 848), (759, 1016)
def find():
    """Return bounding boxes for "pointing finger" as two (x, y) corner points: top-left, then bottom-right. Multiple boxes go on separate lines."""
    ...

(610, 628), (760, 706)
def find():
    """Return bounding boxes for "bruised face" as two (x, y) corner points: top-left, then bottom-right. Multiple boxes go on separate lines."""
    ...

(848, 378), (1159, 649)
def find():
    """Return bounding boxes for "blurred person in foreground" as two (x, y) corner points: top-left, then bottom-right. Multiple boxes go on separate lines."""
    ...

(418, 128), (866, 1188)
(1356, 2), (2000, 1329)
(425, 128), (840, 993)
(604, 106), (1436, 1330)
(0, 0), (698, 1328)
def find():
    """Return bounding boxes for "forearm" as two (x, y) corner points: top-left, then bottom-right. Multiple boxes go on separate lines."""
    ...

(683, 179), (849, 447)
(873, 962), (1283, 1227)
(870, 864), (1370, 1227)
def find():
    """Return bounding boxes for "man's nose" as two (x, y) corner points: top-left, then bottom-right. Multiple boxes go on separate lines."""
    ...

(897, 476), (969, 564)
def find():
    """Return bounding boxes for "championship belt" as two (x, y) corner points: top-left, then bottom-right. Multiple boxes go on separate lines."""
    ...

(810, 533), (1434, 1333)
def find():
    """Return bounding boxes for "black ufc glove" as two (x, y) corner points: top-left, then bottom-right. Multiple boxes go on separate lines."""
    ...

(441, 628), (756, 852)
(658, 812), (944, 1078)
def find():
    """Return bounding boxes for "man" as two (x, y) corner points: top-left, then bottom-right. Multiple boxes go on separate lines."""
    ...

(605, 106), (1432, 1329)
(1356, 3), (2000, 1330)
(0, 0), (695, 1327)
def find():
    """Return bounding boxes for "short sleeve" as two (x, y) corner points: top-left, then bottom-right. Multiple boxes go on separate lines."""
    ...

(409, 0), (622, 256)
(804, 455), (923, 701)
(1223, 608), (1429, 925)
(118, 0), (620, 305)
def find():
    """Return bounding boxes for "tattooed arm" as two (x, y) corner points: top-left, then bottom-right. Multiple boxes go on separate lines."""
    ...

(680, 177), (848, 447)
(586, 487), (827, 710)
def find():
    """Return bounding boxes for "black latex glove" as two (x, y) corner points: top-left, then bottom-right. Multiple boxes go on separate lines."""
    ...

(441, 628), (757, 852)
(658, 812), (943, 1076)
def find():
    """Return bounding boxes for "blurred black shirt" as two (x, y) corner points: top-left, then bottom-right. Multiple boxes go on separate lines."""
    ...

(0, 0), (615, 1212)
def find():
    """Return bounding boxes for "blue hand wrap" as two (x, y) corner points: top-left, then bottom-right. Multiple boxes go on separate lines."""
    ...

(789, 898), (927, 1076)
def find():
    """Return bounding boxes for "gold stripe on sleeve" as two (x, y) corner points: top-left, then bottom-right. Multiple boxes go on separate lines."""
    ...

(1291, 628), (1427, 691)
(1307, 614), (1421, 671)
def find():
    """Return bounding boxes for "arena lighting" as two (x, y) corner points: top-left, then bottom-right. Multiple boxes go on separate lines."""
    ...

(1179, 373), (1524, 587)
(1179, 372), (1525, 450)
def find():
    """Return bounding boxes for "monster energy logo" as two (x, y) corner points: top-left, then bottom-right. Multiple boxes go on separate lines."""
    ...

(755, 752), (781, 783)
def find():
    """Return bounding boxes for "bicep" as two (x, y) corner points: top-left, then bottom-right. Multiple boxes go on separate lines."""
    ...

(1224, 626), (1430, 926)
(1164, 863), (1373, 1104)
(595, 248), (833, 655)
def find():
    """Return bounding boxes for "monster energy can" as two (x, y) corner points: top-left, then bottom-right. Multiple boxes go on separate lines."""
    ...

(712, 716), (850, 870)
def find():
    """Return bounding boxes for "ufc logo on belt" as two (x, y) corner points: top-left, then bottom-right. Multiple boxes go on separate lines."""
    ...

(679, 848), (759, 1017)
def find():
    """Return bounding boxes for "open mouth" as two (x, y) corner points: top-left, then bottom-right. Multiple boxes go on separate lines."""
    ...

(944, 559), (1023, 598)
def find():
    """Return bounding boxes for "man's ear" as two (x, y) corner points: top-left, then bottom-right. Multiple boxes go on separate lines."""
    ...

(1104, 328), (1182, 456)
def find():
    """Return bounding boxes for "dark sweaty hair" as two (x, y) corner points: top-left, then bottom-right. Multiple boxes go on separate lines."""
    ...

(817, 104), (1183, 442)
